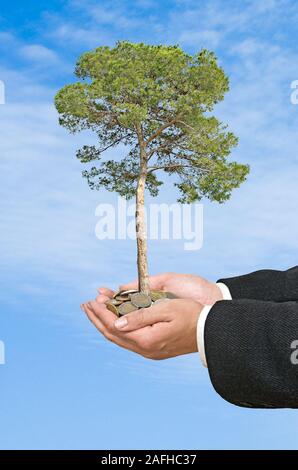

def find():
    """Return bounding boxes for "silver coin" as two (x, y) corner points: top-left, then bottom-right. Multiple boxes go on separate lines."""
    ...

(150, 290), (167, 301)
(118, 301), (139, 316)
(130, 293), (152, 308)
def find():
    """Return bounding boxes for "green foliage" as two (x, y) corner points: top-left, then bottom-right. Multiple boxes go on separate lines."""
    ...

(55, 41), (249, 202)
(81, 154), (163, 198)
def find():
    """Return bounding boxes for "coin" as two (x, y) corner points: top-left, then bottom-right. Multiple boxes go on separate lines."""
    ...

(118, 301), (139, 316)
(115, 295), (130, 302)
(120, 289), (138, 296)
(113, 291), (122, 299)
(150, 290), (167, 302)
(107, 290), (176, 317)
(130, 292), (152, 308)
(165, 292), (178, 299)
(113, 289), (138, 299)
(109, 298), (122, 306)
(106, 301), (119, 316)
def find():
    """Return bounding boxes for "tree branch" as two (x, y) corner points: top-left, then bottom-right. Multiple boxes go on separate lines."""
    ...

(145, 118), (178, 145)
(88, 104), (125, 129)
(147, 133), (186, 159)
(147, 141), (208, 160)
(147, 143), (171, 158)
(148, 163), (210, 173)
(97, 134), (130, 154)
(176, 120), (197, 132)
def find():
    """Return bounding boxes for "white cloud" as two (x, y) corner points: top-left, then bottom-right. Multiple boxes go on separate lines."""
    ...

(0, 31), (57, 61)
(179, 29), (220, 47)
(0, 31), (16, 44)
(20, 44), (59, 62)
(44, 1), (160, 47)
(90, 5), (142, 29)
(53, 23), (109, 47)
(229, 38), (265, 56)
(167, 0), (297, 52)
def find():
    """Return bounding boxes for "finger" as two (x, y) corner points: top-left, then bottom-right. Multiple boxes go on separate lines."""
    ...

(119, 273), (169, 292)
(95, 294), (110, 304)
(83, 304), (144, 353)
(97, 287), (114, 298)
(82, 303), (105, 332)
(83, 303), (122, 343)
(88, 300), (117, 331)
(114, 302), (172, 332)
(88, 301), (153, 344)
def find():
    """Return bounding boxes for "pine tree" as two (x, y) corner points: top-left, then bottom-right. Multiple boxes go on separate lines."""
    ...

(55, 41), (249, 294)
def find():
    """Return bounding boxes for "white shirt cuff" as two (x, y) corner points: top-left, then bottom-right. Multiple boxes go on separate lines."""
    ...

(197, 304), (212, 367)
(196, 283), (232, 367)
(216, 282), (232, 300)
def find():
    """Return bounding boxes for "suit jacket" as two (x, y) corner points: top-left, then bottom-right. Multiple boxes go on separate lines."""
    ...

(205, 266), (298, 408)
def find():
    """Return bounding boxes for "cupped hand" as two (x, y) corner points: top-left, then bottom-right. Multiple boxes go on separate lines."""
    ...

(81, 297), (203, 360)
(119, 272), (223, 306)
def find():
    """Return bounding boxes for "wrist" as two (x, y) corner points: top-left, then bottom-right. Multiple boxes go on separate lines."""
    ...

(203, 282), (223, 305)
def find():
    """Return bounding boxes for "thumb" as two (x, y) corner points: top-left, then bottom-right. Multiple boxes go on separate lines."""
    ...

(114, 305), (170, 332)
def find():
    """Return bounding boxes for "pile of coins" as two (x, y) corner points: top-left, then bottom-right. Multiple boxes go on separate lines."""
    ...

(105, 289), (177, 317)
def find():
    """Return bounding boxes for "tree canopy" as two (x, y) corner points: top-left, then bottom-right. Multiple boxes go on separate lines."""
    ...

(55, 41), (249, 203)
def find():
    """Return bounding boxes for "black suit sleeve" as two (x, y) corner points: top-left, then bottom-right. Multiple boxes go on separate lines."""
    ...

(218, 266), (298, 302)
(205, 299), (298, 408)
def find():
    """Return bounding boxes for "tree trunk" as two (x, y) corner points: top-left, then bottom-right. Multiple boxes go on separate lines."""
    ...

(136, 139), (150, 295)
(136, 172), (150, 294)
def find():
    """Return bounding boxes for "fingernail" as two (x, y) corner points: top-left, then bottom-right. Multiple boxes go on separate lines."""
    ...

(115, 317), (128, 329)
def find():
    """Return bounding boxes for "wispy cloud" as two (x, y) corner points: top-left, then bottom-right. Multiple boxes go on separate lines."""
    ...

(51, 22), (110, 48)
(43, 0), (162, 48)
(90, 4), (142, 29)
(20, 44), (59, 63)
(168, 0), (298, 51)
(179, 29), (220, 47)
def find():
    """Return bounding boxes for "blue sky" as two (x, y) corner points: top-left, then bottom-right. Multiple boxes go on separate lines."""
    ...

(1, 0), (298, 450)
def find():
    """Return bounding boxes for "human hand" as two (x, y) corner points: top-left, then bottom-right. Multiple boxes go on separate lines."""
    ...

(82, 292), (203, 360)
(119, 272), (223, 306)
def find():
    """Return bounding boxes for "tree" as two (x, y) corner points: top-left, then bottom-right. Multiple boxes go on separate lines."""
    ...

(55, 41), (249, 295)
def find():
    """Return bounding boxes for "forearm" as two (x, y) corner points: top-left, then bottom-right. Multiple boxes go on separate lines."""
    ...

(218, 266), (298, 302)
(204, 299), (298, 408)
